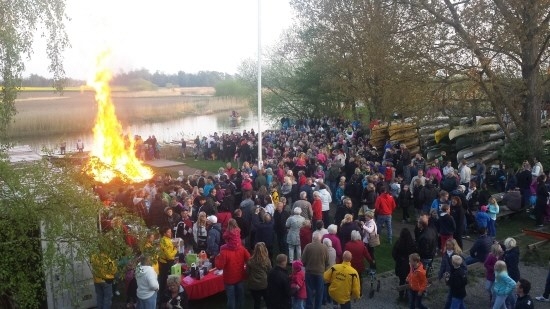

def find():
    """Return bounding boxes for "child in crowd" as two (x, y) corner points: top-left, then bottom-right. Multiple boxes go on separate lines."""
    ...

(290, 260), (306, 309)
(476, 205), (491, 231)
(407, 253), (428, 309)
(446, 255), (468, 309)
(487, 197), (500, 237)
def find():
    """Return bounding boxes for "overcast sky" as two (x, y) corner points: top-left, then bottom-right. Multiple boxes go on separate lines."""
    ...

(24, 0), (294, 80)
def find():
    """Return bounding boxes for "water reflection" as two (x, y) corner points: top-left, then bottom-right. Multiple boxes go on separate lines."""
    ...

(14, 110), (273, 154)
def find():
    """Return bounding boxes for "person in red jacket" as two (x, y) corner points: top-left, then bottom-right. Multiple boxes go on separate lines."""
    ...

(344, 230), (374, 295)
(374, 186), (397, 244)
(215, 243), (251, 309)
(311, 192), (323, 222)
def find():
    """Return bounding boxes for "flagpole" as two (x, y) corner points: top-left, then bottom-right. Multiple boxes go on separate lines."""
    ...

(257, 0), (263, 168)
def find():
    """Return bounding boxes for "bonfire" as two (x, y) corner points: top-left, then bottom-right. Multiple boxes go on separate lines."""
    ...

(84, 51), (153, 183)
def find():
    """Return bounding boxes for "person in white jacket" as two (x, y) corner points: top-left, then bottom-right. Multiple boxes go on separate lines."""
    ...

(317, 182), (333, 228)
(136, 255), (159, 309)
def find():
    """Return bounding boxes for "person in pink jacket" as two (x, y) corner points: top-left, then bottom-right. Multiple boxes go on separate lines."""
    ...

(426, 163), (443, 186)
(290, 260), (307, 309)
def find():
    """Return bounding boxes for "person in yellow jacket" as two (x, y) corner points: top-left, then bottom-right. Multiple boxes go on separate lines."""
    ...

(91, 248), (117, 309)
(158, 226), (177, 297)
(323, 250), (360, 308)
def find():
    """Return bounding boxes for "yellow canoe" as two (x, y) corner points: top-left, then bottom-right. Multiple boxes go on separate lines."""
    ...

(434, 128), (450, 143)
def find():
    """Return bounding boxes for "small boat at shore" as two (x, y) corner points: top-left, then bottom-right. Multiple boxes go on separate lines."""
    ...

(229, 115), (242, 122)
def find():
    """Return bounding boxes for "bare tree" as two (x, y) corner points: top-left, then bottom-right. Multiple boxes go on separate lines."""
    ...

(407, 0), (550, 156)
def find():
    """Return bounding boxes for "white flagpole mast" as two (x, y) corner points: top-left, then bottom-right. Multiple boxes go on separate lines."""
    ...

(257, 0), (263, 168)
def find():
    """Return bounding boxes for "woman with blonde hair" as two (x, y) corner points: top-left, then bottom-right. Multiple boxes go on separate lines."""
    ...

(484, 243), (504, 306)
(338, 214), (360, 249)
(492, 260), (516, 309)
(246, 242), (272, 309)
(192, 211), (208, 252)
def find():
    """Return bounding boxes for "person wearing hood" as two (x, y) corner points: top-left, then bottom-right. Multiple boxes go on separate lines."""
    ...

(375, 186), (397, 244)
(290, 259), (307, 309)
(135, 255), (159, 309)
(206, 215), (222, 258)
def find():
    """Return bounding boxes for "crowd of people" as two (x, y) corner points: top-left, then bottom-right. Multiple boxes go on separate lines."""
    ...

(91, 116), (550, 309)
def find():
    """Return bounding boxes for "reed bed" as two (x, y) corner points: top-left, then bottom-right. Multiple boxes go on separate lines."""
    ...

(8, 94), (248, 138)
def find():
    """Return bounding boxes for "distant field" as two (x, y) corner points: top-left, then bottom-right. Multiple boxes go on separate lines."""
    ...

(20, 86), (129, 92)
(19, 86), (215, 96)
(8, 92), (247, 138)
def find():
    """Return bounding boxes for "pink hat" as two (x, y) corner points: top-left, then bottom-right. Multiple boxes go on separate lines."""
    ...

(292, 260), (303, 272)
(480, 205), (488, 212)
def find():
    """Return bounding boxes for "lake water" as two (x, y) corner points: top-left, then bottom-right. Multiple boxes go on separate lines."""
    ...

(14, 107), (273, 154)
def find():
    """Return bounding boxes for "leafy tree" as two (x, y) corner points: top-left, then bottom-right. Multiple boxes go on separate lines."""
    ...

(0, 0), (69, 139)
(0, 159), (105, 308)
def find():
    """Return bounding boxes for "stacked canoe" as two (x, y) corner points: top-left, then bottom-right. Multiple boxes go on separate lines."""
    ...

(369, 124), (389, 149)
(448, 117), (504, 167)
(388, 122), (420, 155)
(418, 117), (452, 161)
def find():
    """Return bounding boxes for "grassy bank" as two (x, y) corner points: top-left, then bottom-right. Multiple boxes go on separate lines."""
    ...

(8, 95), (248, 138)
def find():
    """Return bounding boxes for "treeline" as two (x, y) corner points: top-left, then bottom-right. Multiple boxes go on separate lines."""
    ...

(21, 70), (236, 88)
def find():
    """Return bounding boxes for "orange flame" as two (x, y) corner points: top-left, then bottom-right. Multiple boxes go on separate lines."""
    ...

(84, 51), (153, 183)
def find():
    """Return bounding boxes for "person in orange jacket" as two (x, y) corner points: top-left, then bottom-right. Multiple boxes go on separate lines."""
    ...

(406, 253), (428, 309)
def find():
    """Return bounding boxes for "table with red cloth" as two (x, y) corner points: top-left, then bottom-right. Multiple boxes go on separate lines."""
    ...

(180, 271), (225, 300)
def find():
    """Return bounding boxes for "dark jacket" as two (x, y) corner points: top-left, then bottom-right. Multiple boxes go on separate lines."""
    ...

(273, 209), (290, 236)
(415, 225), (437, 260)
(206, 223), (221, 257)
(397, 189), (414, 209)
(514, 294), (535, 309)
(338, 222), (361, 249)
(469, 234), (493, 263)
(334, 206), (354, 227)
(451, 205), (465, 236)
(447, 266), (467, 299)
(266, 265), (291, 309)
(437, 214), (456, 236)
(253, 215), (275, 246)
(392, 239), (417, 279)
(438, 252), (467, 280)
(503, 246), (521, 282)
(516, 170), (532, 190)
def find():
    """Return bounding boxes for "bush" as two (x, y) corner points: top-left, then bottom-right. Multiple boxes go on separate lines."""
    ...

(500, 131), (550, 170)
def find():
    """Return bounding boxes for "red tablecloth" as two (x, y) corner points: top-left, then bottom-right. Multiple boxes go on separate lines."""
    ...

(180, 272), (225, 300)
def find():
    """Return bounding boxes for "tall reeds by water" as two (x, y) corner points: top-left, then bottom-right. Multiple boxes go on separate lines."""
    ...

(8, 94), (248, 138)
